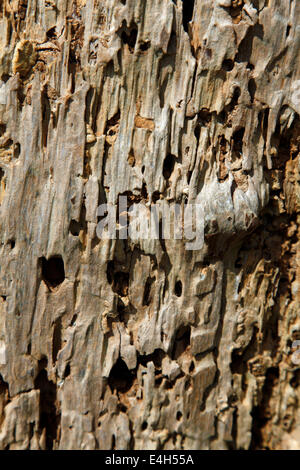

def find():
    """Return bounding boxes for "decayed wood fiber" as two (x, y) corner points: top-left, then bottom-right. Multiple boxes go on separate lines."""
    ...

(0, 0), (299, 449)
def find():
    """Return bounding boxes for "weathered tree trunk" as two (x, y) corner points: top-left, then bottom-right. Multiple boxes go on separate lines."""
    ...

(0, 0), (299, 450)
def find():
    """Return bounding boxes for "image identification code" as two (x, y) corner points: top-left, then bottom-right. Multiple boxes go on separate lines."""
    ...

(105, 454), (195, 466)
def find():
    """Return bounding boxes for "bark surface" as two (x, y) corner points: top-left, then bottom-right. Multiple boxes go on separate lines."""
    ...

(0, 0), (299, 450)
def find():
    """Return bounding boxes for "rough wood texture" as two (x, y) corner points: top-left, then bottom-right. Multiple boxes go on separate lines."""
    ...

(0, 0), (299, 450)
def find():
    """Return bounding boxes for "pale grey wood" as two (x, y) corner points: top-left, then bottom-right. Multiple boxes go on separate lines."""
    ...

(0, 0), (299, 450)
